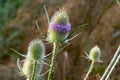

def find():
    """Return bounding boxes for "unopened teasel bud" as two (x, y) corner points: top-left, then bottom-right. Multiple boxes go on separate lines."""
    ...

(27, 39), (45, 60)
(89, 45), (101, 61)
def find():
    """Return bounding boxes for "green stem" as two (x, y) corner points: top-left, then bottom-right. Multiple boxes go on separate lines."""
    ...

(47, 43), (57, 80)
(31, 60), (37, 80)
(100, 45), (120, 80)
(84, 60), (95, 80)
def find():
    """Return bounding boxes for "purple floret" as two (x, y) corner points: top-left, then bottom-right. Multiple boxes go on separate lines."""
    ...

(49, 22), (71, 34)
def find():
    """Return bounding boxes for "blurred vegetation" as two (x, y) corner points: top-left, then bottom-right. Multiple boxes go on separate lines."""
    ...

(0, 0), (120, 80)
(0, 0), (22, 60)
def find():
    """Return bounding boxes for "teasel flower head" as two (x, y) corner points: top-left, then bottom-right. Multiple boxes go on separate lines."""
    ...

(48, 9), (71, 43)
(89, 46), (101, 61)
(27, 39), (45, 61)
(21, 39), (45, 79)
(85, 45), (102, 62)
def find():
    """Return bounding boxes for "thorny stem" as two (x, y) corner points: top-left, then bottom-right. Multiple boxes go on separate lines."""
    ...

(47, 43), (57, 80)
(84, 60), (95, 80)
(31, 60), (37, 80)
(100, 45), (120, 80)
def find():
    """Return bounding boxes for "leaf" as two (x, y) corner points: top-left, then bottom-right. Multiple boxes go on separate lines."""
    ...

(64, 23), (87, 41)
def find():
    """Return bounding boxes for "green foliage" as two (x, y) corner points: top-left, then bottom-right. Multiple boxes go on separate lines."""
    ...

(0, 28), (20, 58)
(0, 0), (22, 59)
(0, 0), (21, 27)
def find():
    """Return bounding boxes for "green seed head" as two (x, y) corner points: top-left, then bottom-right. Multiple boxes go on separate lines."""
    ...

(22, 39), (45, 79)
(89, 45), (101, 61)
(27, 39), (45, 61)
(22, 59), (43, 79)
(22, 59), (32, 78)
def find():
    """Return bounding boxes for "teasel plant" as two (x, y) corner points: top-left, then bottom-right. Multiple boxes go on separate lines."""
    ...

(11, 39), (49, 80)
(46, 8), (72, 80)
(84, 45), (102, 80)
(35, 5), (87, 80)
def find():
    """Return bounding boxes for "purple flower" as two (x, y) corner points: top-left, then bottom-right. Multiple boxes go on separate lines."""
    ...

(49, 22), (71, 34)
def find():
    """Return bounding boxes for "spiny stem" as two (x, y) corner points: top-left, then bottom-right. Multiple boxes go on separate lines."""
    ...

(100, 45), (120, 80)
(84, 60), (95, 80)
(47, 43), (57, 80)
(31, 60), (37, 80)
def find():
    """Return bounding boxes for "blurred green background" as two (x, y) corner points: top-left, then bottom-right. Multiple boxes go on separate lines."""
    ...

(0, 0), (120, 80)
